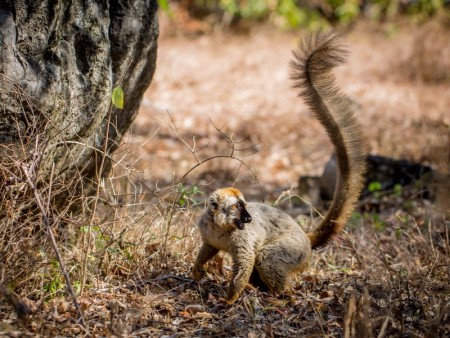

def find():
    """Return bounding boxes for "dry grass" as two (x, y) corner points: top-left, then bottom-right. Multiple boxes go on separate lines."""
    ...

(0, 20), (449, 337)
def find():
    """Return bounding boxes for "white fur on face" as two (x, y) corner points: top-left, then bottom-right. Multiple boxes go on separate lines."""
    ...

(213, 195), (241, 227)
(209, 188), (247, 228)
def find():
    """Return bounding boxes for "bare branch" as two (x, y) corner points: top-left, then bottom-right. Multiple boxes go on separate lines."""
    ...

(21, 163), (86, 328)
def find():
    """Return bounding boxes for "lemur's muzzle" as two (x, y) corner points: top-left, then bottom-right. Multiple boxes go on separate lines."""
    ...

(236, 207), (252, 230)
(242, 212), (252, 224)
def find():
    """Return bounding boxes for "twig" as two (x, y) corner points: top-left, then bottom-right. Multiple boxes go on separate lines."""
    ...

(178, 154), (264, 200)
(210, 118), (261, 154)
(81, 86), (120, 294)
(21, 163), (86, 327)
(160, 113), (265, 200)
(124, 273), (193, 289)
(377, 316), (391, 338)
(309, 298), (326, 336)
(164, 112), (204, 164)
(344, 295), (356, 338)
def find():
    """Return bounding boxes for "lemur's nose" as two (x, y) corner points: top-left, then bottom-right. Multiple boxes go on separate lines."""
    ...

(244, 215), (252, 223)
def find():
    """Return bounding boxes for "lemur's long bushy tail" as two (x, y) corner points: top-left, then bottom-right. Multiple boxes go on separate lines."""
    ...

(291, 32), (367, 249)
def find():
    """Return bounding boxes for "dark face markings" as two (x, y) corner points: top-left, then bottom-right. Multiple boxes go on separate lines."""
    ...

(231, 200), (252, 230)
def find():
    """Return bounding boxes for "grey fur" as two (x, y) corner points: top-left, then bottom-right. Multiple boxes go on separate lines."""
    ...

(193, 196), (311, 303)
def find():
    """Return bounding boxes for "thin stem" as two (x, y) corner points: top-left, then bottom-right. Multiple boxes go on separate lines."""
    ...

(21, 164), (86, 328)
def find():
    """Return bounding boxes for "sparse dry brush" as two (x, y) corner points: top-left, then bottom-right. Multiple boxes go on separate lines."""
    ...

(1, 99), (448, 336)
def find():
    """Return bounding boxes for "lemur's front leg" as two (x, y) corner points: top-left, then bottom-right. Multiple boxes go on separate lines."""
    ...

(192, 243), (219, 281)
(226, 247), (255, 304)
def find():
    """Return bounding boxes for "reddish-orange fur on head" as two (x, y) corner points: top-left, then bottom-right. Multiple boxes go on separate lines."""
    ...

(214, 187), (244, 200)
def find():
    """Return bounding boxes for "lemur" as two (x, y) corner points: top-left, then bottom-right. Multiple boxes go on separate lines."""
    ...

(192, 32), (367, 304)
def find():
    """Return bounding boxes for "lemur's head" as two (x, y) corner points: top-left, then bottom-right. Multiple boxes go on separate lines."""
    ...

(208, 187), (252, 230)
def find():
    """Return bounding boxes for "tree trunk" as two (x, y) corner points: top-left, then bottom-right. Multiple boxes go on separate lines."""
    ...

(0, 0), (158, 299)
(0, 0), (159, 182)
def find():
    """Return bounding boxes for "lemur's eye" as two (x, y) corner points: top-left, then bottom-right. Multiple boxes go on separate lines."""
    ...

(231, 203), (239, 210)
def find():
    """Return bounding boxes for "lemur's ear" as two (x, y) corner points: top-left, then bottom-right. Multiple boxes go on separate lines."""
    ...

(209, 193), (219, 211)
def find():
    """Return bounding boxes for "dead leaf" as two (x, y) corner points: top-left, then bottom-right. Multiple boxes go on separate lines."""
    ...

(185, 304), (205, 314)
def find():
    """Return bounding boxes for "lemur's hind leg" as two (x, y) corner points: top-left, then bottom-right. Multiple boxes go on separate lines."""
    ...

(255, 237), (311, 293)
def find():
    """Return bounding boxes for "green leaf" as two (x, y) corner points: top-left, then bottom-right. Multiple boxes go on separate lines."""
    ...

(368, 181), (382, 192)
(112, 86), (124, 109)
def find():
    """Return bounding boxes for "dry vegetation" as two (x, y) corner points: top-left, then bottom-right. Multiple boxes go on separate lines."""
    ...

(0, 18), (449, 337)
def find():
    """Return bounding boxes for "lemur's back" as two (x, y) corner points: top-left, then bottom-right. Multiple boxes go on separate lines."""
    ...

(246, 202), (307, 239)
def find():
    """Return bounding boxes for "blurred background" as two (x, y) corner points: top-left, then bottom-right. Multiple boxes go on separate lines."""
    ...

(125, 0), (449, 201)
